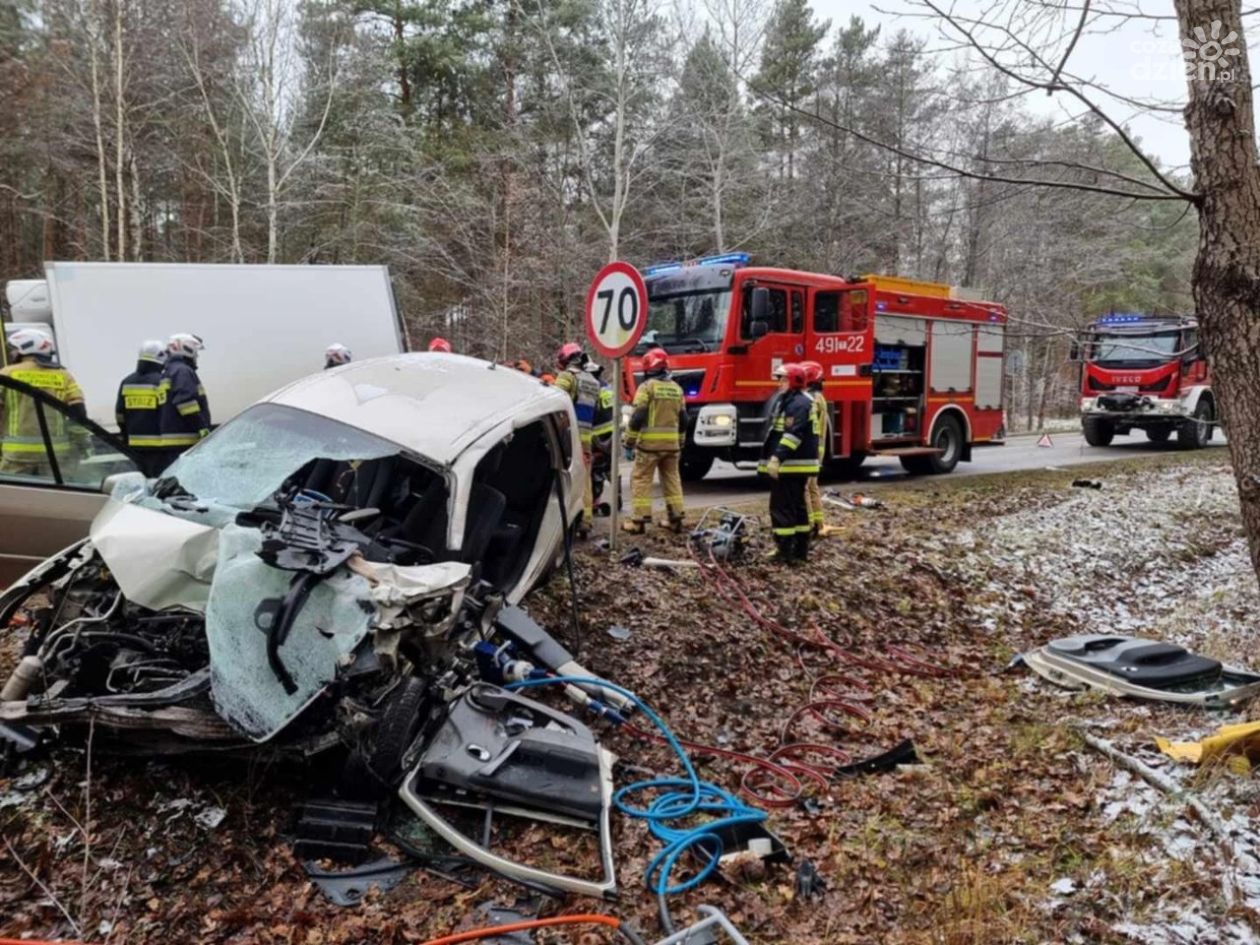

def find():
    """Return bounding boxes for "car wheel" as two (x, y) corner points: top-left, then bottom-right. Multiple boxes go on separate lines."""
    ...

(1082, 417), (1115, 447)
(679, 451), (715, 482)
(1146, 425), (1173, 444)
(925, 414), (964, 474)
(1177, 399), (1212, 450)
(339, 676), (431, 800)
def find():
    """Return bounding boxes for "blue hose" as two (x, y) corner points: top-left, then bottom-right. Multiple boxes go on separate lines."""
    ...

(503, 675), (767, 895)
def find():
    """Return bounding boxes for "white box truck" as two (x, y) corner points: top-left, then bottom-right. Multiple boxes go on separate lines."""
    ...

(2, 262), (407, 430)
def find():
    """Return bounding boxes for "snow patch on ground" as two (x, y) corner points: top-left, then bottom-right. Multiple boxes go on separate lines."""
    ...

(958, 464), (1257, 656)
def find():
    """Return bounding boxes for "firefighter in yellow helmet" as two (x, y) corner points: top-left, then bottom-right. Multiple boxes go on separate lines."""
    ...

(801, 360), (829, 536)
(0, 328), (87, 478)
(623, 347), (687, 533)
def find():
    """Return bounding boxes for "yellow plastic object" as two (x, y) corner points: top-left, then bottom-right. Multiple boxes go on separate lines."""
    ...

(1155, 720), (1260, 766)
(859, 273), (953, 299)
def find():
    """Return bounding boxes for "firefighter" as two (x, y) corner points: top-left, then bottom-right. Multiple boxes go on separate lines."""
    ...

(553, 341), (601, 534)
(114, 339), (168, 477)
(623, 347), (686, 533)
(157, 333), (210, 467)
(324, 343), (352, 369)
(759, 362), (819, 561)
(801, 360), (829, 536)
(428, 337), (453, 353)
(0, 328), (86, 478)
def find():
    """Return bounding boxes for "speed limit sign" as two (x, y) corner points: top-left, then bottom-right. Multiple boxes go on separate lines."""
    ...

(585, 261), (648, 359)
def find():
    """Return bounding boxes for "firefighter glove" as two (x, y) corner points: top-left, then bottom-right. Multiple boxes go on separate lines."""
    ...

(624, 446), (635, 461)
(766, 456), (781, 479)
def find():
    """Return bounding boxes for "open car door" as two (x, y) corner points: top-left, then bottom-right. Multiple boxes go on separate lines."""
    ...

(0, 374), (141, 587)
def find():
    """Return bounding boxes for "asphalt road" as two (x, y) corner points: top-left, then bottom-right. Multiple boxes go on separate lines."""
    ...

(607, 428), (1229, 510)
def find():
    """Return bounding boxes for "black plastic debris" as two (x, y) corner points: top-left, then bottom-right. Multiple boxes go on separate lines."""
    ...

(475, 900), (541, 945)
(292, 797), (378, 864)
(305, 856), (411, 906)
(1071, 479), (1103, 490)
(834, 739), (921, 779)
(794, 858), (827, 900)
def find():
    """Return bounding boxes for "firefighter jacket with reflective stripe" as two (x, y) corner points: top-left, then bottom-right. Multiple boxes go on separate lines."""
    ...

(0, 359), (86, 462)
(810, 389), (828, 460)
(158, 358), (210, 447)
(760, 390), (818, 474)
(115, 359), (165, 450)
(592, 384), (615, 441)
(626, 375), (685, 453)
(554, 367), (601, 447)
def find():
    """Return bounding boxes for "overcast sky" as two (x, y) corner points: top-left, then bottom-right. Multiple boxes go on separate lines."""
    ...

(805, 0), (1238, 170)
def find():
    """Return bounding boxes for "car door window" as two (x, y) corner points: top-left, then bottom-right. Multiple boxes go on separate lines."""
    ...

(740, 287), (791, 338)
(0, 375), (138, 489)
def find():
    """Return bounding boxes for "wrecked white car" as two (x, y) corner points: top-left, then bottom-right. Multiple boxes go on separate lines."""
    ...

(0, 354), (588, 761)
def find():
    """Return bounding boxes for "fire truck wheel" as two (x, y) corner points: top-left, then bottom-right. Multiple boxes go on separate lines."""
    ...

(926, 414), (964, 474)
(1146, 425), (1173, 444)
(680, 451), (715, 482)
(1082, 417), (1115, 447)
(1177, 400), (1213, 450)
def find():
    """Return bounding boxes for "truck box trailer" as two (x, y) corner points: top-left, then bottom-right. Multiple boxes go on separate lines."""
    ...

(2, 262), (406, 430)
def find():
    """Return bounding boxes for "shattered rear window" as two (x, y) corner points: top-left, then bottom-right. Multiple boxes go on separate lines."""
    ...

(161, 404), (398, 509)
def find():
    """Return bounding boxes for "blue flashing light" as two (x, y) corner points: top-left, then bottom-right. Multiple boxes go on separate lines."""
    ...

(875, 300), (888, 311)
(643, 252), (751, 278)
(1097, 313), (1146, 325)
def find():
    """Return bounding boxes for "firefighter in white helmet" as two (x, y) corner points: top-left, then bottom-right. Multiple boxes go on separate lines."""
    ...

(157, 333), (209, 467)
(0, 328), (87, 477)
(114, 339), (169, 476)
(324, 343), (352, 369)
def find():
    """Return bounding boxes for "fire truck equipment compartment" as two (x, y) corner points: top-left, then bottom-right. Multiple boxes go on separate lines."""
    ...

(1020, 635), (1260, 707)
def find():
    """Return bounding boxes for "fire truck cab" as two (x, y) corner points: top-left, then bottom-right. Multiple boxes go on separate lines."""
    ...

(624, 254), (1007, 481)
(1078, 313), (1214, 449)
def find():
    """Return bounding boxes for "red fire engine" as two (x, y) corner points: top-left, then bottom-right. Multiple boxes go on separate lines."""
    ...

(1077, 313), (1214, 449)
(623, 254), (1007, 481)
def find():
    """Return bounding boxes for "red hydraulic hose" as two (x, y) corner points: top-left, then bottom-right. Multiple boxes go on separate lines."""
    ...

(419, 914), (621, 945)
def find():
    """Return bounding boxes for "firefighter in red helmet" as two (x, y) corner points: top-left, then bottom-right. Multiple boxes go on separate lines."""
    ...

(623, 347), (687, 533)
(759, 362), (819, 560)
(428, 337), (453, 353)
(800, 360), (828, 536)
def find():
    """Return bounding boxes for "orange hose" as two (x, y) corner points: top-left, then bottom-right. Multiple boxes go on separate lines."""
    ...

(419, 915), (620, 945)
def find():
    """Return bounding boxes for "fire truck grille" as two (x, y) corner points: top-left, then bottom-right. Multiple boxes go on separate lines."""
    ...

(1088, 374), (1173, 394)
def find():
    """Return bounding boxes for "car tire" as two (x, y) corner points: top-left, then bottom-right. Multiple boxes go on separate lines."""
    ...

(369, 676), (431, 785)
(1177, 399), (1212, 450)
(1146, 425), (1173, 444)
(679, 451), (715, 482)
(1082, 417), (1115, 447)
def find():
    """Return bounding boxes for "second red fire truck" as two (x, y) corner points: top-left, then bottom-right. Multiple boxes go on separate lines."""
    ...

(1077, 313), (1215, 449)
(623, 254), (1007, 481)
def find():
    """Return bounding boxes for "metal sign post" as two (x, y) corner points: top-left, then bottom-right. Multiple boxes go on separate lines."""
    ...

(585, 262), (649, 553)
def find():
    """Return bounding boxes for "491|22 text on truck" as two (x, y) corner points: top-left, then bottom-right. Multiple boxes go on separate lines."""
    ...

(621, 254), (1007, 482)
(1076, 313), (1215, 450)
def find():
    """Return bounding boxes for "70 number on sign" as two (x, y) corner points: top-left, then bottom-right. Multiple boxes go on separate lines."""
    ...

(596, 285), (639, 336)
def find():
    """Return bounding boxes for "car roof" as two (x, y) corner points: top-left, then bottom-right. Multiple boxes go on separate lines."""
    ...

(262, 353), (570, 465)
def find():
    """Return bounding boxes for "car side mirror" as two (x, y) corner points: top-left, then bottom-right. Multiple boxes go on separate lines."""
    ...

(750, 319), (770, 339)
(102, 470), (147, 498)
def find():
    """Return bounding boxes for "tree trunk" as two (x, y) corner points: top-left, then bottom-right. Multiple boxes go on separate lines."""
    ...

(114, 0), (127, 261)
(1176, 0), (1260, 578)
(89, 0), (110, 260)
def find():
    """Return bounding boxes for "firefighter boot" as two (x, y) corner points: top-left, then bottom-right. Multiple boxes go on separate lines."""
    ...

(665, 513), (685, 534)
(793, 530), (811, 562)
(767, 535), (794, 562)
(622, 519), (646, 535)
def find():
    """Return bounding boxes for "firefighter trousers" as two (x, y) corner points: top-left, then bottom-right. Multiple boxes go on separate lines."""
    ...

(630, 450), (683, 523)
(580, 449), (593, 527)
(805, 476), (824, 531)
(769, 475), (810, 560)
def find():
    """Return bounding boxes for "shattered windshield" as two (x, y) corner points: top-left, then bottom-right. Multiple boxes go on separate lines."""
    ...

(1090, 331), (1180, 368)
(158, 403), (397, 509)
(639, 289), (732, 354)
